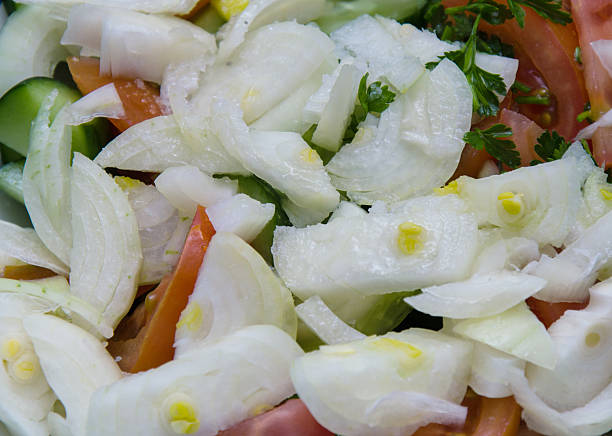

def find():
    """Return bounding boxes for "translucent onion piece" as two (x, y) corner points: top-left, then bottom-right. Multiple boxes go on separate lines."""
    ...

(0, 277), (110, 337)
(471, 236), (540, 275)
(577, 168), (612, 230)
(405, 271), (546, 319)
(94, 115), (241, 174)
(378, 18), (518, 95)
(23, 314), (122, 436)
(468, 343), (525, 399)
(87, 325), (303, 436)
(21, 0), (202, 15)
(0, 220), (68, 275)
(330, 15), (424, 93)
(69, 154), (142, 335)
(272, 195), (479, 300)
(206, 194), (275, 243)
(0, 5), (69, 97)
(291, 329), (472, 436)
(296, 295), (366, 345)
(452, 302), (556, 369)
(457, 156), (585, 247)
(526, 279), (612, 411)
(193, 21), (337, 124)
(161, 58), (249, 175)
(575, 108), (612, 141)
(217, 0), (327, 61)
(308, 63), (360, 152)
(326, 59), (471, 205)
(116, 177), (187, 285)
(62, 4), (216, 83)
(591, 39), (612, 83)
(61, 83), (124, 125)
(154, 166), (237, 216)
(23, 91), (73, 265)
(212, 99), (339, 226)
(328, 201), (367, 222)
(174, 232), (297, 357)
(528, 210), (612, 302)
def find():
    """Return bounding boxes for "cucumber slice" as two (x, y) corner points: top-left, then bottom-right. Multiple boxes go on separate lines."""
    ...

(0, 77), (108, 159)
(0, 159), (24, 203)
(0, 4), (6, 30)
(0, 4), (69, 97)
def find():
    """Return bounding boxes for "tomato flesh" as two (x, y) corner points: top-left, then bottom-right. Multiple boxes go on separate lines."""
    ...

(526, 297), (590, 329)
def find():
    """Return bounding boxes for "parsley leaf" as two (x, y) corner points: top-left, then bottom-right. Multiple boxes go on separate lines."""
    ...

(428, 16), (507, 117)
(464, 123), (521, 168)
(530, 131), (571, 165)
(344, 73), (396, 142)
(508, 0), (572, 27)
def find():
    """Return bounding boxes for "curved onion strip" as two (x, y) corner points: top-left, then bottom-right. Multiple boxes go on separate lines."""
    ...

(217, 0), (327, 61)
(468, 343), (525, 399)
(174, 232), (297, 357)
(295, 295), (366, 345)
(405, 271), (546, 319)
(69, 154), (142, 334)
(206, 194), (275, 243)
(21, 0), (202, 15)
(23, 314), (122, 436)
(87, 325), (303, 436)
(0, 221), (68, 275)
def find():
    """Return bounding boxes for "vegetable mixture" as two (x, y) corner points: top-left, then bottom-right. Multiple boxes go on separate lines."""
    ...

(1, 0), (612, 435)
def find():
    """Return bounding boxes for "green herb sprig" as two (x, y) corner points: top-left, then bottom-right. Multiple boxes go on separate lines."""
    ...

(464, 123), (521, 168)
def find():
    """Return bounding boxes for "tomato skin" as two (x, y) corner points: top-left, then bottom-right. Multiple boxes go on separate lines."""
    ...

(526, 297), (589, 329)
(572, 0), (612, 168)
(414, 394), (521, 436)
(67, 56), (165, 132)
(217, 399), (334, 436)
(108, 206), (215, 372)
(499, 109), (544, 166)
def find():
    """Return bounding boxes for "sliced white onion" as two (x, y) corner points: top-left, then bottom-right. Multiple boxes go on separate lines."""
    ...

(115, 177), (188, 285)
(23, 313), (122, 436)
(471, 235), (540, 275)
(62, 4), (216, 83)
(217, 0), (327, 61)
(87, 325), (303, 436)
(451, 302), (556, 369)
(405, 271), (546, 319)
(206, 194), (275, 243)
(328, 201), (367, 222)
(212, 99), (339, 226)
(154, 166), (238, 217)
(457, 155), (586, 247)
(161, 58), (250, 176)
(296, 295), (366, 345)
(21, 0), (202, 15)
(291, 329), (472, 436)
(528, 210), (612, 302)
(193, 21), (337, 124)
(331, 15), (424, 93)
(326, 58), (471, 205)
(526, 279), (612, 411)
(577, 167), (612, 230)
(272, 195), (479, 300)
(468, 342), (525, 398)
(576, 108), (612, 141)
(69, 154), (142, 335)
(61, 83), (124, 125)
(174, 232), (297, 357)
(0, 277), (110, 337)
(0, 5), (69, 97)
(0, 220), (68, 275)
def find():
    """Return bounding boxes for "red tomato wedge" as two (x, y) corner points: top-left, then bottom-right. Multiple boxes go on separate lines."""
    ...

(572, 0), (612, 168)
(442, 0), (589, 139)
(499, 109), (544, 166)
(108, 206), (215, 372)
(414, 394), (521, 436)
(217, 399), (334, 436)
(66, 56), (165, 132)
(526, 297), (590, 329)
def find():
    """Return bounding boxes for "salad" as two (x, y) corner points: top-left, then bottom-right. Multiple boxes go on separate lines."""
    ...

(1, 0), (612, 435)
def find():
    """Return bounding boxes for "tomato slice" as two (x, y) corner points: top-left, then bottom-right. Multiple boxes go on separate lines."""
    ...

(414, 394), (521, 436)
(217, 399), (334, 436)
(108, 206), (215, 372)
(66, 56), (165, 132)
(526, 297), (589, 329)
(442, 1), (588, 140)
(499, 109), (544, 166)
(571, 0), (612, 168)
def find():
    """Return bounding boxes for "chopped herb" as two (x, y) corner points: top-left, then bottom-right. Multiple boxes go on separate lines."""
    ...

(574, 46), (583, 64)
(507, 0), (572, 27)
(530, 130), (571, 165)
(476, 32), (514, 57)
(464, 123), (521, 168)
(577, 102), (593, 123)
(343, 73), (396, 143)
(511, 81), (532, 93)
